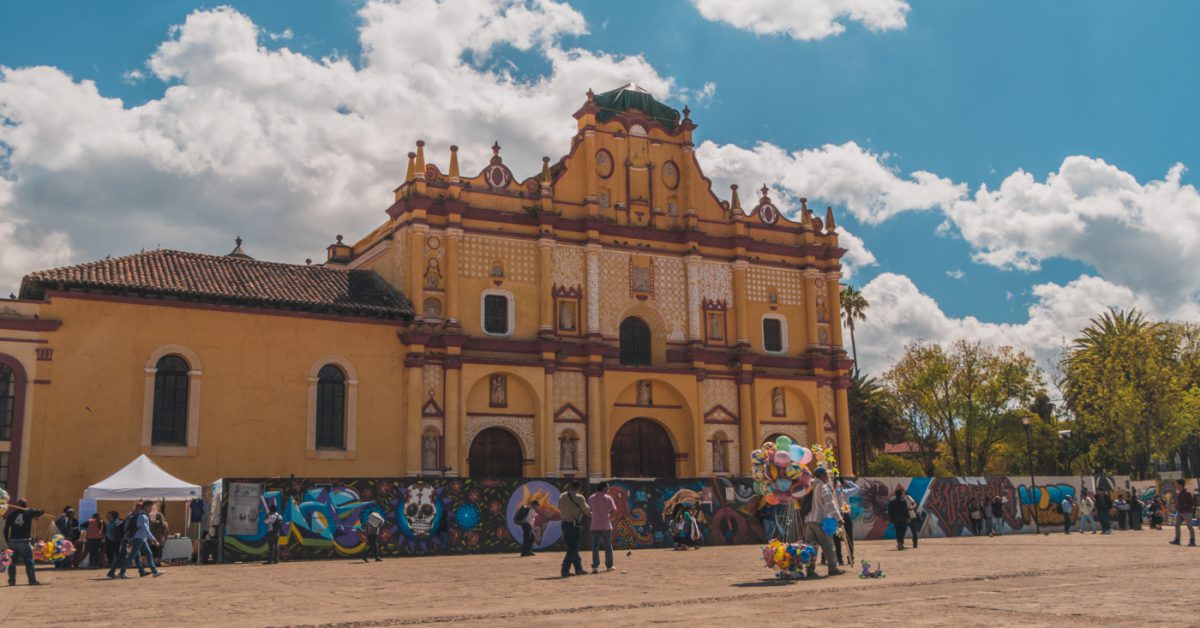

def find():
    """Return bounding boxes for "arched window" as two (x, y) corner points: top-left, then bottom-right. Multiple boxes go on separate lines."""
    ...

(151, 355), (190, 446)
(315, 364), (346, 449)
(0, 364), (15, 441)
(619, 317), (651, 366)
(481, 290), (514, 336)
(762, 314), (787, 354)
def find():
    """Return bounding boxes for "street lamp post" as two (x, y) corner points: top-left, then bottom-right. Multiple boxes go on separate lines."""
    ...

(1022, 415), (1041, 534)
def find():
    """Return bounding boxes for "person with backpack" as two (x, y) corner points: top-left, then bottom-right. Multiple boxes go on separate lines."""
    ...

(991, 495), (1006, 535)
(264, 505), (283, 564)
(886, 487), (911, 551)
(557, 481), (590, 578)
(588, 483), (618, 572)
(104, 511), (124, 567)
(107, 502), (146, 579)
(362, 510), (385, 562)
(1169, 479), (1195, 547)
(1060, 495), (1073, 534)
(905, 492), (923, 548)
(514, 499), (539, 557)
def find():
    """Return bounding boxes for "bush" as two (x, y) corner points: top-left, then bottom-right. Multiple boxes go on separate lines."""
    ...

(866, 454), (925, 477)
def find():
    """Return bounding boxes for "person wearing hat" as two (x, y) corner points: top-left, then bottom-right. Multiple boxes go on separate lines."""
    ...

(803, 466), (844, 577)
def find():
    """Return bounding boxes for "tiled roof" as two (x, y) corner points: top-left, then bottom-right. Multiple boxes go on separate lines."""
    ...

(20, 249), (413, 319)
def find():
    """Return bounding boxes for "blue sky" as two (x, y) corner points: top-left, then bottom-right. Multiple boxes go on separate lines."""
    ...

(2, 0), (1197, 372)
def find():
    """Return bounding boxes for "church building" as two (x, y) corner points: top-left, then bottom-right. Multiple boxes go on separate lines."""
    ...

(0, 85), (853, 511)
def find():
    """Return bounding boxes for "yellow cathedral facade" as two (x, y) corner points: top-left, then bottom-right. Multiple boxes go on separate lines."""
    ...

(0, 85), (853, 512)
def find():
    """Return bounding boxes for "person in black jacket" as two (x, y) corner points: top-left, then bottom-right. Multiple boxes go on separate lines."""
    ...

(4, 499), (46, 586)
(886, 487), (911, 551)
(1094, 490), (1114, 535)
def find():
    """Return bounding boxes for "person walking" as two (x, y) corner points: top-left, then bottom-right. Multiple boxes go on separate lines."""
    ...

(120, 501), (161, 578)
(104, 511), (123, 567)
(515, 499), (539, 557)
(263, 505), (283, 564)
(53, 506), (78, 569)
(968, 498), (984, 536)
(1077, 491), (1097, 534)
(1169, 479), (1195, 547)
(1129, 492), (1144, 530)
(1114, 494), (1129, 531)
(802, 467), (844, 577)
(362, 510), (384, 562)
(1095, 490), (1114, 535)
(836, 476), (859, 563)
(887, 487), (911, 551)
(990, 495), (1006, 536)
(3, 498), (46, 586)
(905, 492), (923, 548)
(982, 494), (996, 537)
(557, 481), (590, 578)
(84, 512), (106, 568)
(1060, 495), (1073, 534)
(587, 483), (618, 573)
(107, 503), (143, 579)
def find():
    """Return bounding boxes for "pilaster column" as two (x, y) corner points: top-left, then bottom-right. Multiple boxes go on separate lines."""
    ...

(685, 254), (702, 341)
(538, 237), (555, 334)
(405, 355), (425, 475)
(737, 375), (757, 468)
(445, 227), (462, 325)
(443, 360), (461, 476)
(828, 272), (844, 348)
(835, 384), (853, 476)
(585, 243), (601, 335)
(731, 260), (750, 345)
(542, 369), (555, 476)
(410, 224), (427, 319)
(804, 270), (820, 348)
(586, 363), (603, 477)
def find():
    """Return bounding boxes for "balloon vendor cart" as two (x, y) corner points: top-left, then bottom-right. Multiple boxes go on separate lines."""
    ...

(752, 435), (836, 580)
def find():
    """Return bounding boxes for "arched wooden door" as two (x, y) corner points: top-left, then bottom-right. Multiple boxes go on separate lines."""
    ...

(610, 418), (676, 478)
(468, 427), (523, 478)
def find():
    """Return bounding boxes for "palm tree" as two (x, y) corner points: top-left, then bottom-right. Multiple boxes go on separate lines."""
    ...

(840, 285), (869, 375)
(848, 370), (899, 473)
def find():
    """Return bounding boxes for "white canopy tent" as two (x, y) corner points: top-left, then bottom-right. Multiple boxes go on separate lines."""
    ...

(83, 454), (201, 501)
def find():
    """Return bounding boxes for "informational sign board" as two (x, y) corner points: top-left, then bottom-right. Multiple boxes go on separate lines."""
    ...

(226, 482), (263, 536)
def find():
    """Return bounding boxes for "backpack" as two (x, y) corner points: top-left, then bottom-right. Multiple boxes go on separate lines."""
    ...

(513, 505), (530, 525)
(122, 513), (140, 540)
(269, 513), (284, 535)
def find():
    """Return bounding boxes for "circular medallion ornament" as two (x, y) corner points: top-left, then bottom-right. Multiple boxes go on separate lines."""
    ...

(595, 149), (614, 179)
(760, 203), (779, 225)
(484, 164), (509, 189)
(427, 236), (441, 250)
(662, 160), (679, 190)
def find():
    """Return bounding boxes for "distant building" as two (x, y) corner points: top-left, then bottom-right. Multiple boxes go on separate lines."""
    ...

(0, 85), (853, 510)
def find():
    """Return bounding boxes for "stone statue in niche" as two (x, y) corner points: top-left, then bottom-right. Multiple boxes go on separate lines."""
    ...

(712, 438), (728, 474)
(559, 300), (576, 331)
(421, 432), (440, 471)
(768, 290), (778, 305)
(423, 297), (442, 318)
(490, 260), (505, 277)
(636, 380), (653, 406)
(772, 387), (786, 417)
(560, 435), (578, 471)
(816, 295), (828, 322)
(632, 266), (651, 293)
(424, 259), (441, 290)
(707, 312), (722, 340)
(489, 374), (507, 407)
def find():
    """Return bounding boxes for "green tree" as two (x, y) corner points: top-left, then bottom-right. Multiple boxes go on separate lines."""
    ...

(885, 340), (1043, 476)
(866, 454), (924, 477)
(848, 371), (901, 474)
(840, 285), (869, 374)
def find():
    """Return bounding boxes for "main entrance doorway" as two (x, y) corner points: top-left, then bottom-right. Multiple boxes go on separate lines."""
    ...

(610, 418), (676, 478)
(468, 427), (523, 478)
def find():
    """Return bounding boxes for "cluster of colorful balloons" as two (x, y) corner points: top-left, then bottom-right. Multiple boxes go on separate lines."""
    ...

(0, 487), (9, 516)
(35, 534), (75, 562)
(750, 435), (814, 505)
(0, 548), (12, 574)
(761, 539), (818, 578)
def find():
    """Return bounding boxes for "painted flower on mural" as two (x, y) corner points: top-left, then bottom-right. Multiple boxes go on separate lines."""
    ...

(376, 481), (394, 497)
(450, 481), (463, 493)
(468, 489), (481, 503)
(448, 528), (461, 545)
(495, 526), (510, 541)
(488, 500), (503, 516)
(360, 487), (375, 500)
(455, 504), (480, 531)
(465, 531), (479, 546)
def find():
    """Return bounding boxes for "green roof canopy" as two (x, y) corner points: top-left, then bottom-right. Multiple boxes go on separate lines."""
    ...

(593, 83), (680, 131)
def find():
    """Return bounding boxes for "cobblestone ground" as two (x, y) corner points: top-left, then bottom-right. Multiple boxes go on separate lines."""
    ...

(3, 528), (1198, 627)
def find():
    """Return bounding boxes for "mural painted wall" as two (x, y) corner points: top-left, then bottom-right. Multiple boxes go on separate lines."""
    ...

(219, 475), (1144, 562)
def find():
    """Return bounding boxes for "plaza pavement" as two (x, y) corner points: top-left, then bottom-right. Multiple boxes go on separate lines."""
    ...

(2, 527), (1197, 626)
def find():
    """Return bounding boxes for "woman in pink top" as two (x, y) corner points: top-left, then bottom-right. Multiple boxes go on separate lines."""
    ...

(587, 482), (618, 573)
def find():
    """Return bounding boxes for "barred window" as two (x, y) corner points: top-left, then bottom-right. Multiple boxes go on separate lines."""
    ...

(151, 355), (190, 446)
(316, 364), (346, 450)
(619, 317), (652, 366)
(0, 451), (9, 489)
(0, 364), (14, 441)
(763, 318), (783, 353)
(483, 294), (510, 335)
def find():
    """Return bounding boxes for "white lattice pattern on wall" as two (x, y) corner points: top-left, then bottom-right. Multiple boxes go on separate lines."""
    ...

(466, 415), (535, 460)
(393, 228), (407, 289)
(759, 424), (807, 448)
(652, 256), (687, 341)
(553, 370), (586, 418)
(422, 364), (442, 401)
(697, 261), (733, 303)
(460, 234), (537, 283)
(551, 244), (585, 288)
(597, 249), (686, 339)
(704, 425), (740, 475)
(746, 265), (803, 304)
(820, 386), (834, 420)
(553, 424), (586, 475)
(701, 378), (738, 418)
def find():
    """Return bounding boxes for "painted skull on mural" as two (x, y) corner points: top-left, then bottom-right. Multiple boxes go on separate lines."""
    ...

(397, 482), (442, 539)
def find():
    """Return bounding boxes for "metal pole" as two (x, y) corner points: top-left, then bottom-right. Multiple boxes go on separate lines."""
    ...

(1024, 425), (1040, 534)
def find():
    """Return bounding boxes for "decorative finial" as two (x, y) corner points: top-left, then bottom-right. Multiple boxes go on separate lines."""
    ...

(415, 140), (426, 178)
(825, 206), (837, 231)
(448, 145), (460, 179)
(586, 88), (595, 102)
(490, 141), (503, 165)
(336, 234), (344, 244)
(542, 156), (551, 182)
(682, 105), (691, 120)
(305, 258), (312, 265)
(760, 184), (770, 200)
(492, 141), (501, 156)
(730, 184), (742, 212)
(235, 236), (243, 247)
(405, 151), (417, 182)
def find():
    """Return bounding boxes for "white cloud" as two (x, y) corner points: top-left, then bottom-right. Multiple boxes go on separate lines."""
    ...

(837, 226), (876, 280)
(0, 1), (703, 292)
(691, 0), (909, 41)
(942, 157), (1200, 311)
(945, 269), (964, 280)
(851, 272), (1182, 375)
(694, 140), (964, 224)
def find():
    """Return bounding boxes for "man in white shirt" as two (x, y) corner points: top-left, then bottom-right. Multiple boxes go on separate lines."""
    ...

(802, 467), (844, 577)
